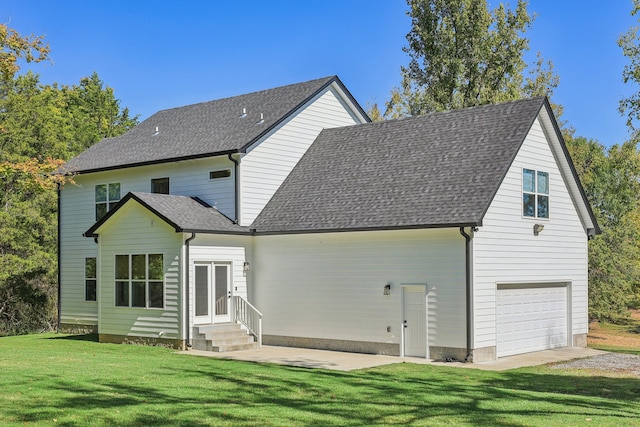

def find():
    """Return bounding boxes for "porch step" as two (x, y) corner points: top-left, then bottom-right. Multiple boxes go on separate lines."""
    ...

(192, 323), (258, 352)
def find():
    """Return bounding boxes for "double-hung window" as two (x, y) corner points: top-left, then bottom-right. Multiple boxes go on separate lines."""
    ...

(95, 183), (121, 220)
(115, 254), (164, 308)
(85, 257), (97, 302)
(523, 168), (549, 219)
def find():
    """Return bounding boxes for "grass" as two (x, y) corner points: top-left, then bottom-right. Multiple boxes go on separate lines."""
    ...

(588, 310), (640, 356)
(1, 334), (639, 426)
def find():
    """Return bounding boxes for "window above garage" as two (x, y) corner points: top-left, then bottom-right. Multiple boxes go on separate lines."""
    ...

(523, 168), (549, 219)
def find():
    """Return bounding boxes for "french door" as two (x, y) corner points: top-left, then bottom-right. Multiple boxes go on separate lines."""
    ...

(193, 262), (231, 324)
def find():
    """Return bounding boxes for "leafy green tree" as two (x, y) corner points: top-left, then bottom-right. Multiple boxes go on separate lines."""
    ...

(0, 24), (49, 82)
(619, 0), (640, 131)
(0, 159), (67, 335)
(380, 0), (558, 118)
(0, 24), (138, 335)
(566, 136), (640, 321)
(67, 72), (138, 153)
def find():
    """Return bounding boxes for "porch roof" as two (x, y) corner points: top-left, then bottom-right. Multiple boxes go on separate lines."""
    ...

(84, 192), (250, 237)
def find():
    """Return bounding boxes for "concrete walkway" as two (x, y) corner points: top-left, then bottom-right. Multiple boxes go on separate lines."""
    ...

(178, 346), (607, 372)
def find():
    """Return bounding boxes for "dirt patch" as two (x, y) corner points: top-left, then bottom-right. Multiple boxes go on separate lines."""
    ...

(588, 309), (640, 348)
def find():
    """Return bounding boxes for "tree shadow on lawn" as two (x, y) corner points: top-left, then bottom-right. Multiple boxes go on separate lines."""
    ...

(5, 359), (640, 426)
(145, 361), (640, 424)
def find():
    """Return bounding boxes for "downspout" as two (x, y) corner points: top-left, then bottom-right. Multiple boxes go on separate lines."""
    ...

(56, 183), (62, 333)
(459, 227), (475, 362)
(227, 153), (239, 224)
(184, 232), (196, 349)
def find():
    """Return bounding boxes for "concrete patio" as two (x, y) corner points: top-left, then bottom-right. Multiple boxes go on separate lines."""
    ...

(178, 345), (607, 372)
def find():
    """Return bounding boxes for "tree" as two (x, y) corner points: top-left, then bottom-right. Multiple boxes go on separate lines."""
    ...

(0, 158), (69, 335)
(67, 72), (138, 152)
(0, 24), (49, 82)
(565, 136), (640, 321)
(619, 0), (640, 131)
(380, 0), (559, 118)
(0, 24), (138, 335)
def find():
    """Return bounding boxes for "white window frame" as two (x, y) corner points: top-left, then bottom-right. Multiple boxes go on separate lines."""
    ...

(95, 182), (121, 220)
(522, 168), (549, 219)
(115, 254), (165, 309)
(85, 257), (97, 302)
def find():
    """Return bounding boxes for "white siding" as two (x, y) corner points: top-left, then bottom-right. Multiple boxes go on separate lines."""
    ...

(240, 86), (364, 226)
(253, 228), (466, 349)
(473, 117), (589, 351)
(187, 234), (252, 333)
(59, 156), (236, 326)
(96, 202), (183, 339)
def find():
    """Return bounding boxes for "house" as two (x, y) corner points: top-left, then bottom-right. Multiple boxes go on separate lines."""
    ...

(59, 76), (599, 362)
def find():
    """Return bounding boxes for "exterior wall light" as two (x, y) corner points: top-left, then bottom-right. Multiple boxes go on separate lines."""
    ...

(383, 283), (391, 295)
(243, 261), (251, 272)
(533, 224), (544, 236)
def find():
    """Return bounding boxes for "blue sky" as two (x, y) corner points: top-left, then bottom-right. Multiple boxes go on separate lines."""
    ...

(2, 1), (637, 148)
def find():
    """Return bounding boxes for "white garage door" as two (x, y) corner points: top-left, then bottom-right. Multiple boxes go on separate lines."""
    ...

(496, 284), (568, 358)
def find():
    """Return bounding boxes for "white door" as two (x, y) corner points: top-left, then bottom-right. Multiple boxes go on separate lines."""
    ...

(496, 284), (568, 357)
(403, 286), (427, 357)
(193, 263), (231, 325)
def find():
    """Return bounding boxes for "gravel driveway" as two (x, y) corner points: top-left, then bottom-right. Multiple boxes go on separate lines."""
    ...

(552, 352), (640, 376)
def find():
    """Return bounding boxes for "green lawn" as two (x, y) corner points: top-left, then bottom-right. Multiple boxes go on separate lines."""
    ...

(1, 334), (639, 426)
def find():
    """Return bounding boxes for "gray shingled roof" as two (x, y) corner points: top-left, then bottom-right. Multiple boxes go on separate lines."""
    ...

(64, 76), (348, 173)
(251, 97), (547, 233)
(85, 192), (249, 237)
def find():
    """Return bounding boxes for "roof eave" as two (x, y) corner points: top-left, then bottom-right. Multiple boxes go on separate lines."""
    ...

(67, 149), (240, 175)
(251, 221), (482, 236)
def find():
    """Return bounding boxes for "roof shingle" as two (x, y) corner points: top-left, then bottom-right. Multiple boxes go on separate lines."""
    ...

(85, 192), (249, 236)
(251, 97), (547, 233)
(64, 76), (343, 173)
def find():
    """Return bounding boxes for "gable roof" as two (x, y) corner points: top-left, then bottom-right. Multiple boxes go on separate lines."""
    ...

(84, 192), (250, 237)
(64, 76), (368, 174)
(251, 97), (600, 235)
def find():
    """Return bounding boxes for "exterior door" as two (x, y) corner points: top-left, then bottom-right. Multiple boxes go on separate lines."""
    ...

(403, 286), (427, 358)
(193, 263), (231, 325)
(213, 264), (230, 322)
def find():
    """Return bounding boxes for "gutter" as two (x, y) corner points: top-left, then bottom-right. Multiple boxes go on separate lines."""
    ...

(459, 227), (476, 362)
(184, 232), (196, 348)
(57, 183), (62, 333)
(227, 153), (240, 224)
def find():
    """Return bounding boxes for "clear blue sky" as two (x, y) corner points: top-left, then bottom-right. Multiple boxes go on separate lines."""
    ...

(2, 1), (636, 148)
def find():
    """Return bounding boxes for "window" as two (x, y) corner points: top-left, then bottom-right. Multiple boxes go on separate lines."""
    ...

(95, 183), (121, 220)
(151, 177), (169, 194)
(209, 169), (231, 180)
(115, 254), (164, 308)
(523, 169), (549, 218)
(85, 257), (97, 302)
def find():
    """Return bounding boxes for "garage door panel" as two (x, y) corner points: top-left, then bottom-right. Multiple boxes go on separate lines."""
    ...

(496, 285), (568, 358)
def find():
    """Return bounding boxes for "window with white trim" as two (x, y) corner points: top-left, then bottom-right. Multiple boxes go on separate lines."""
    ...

(523, 168), (549, 218)
(95, 183), (121, 220)
(85, 257), (96, 302)
(115, 254), (164, 308)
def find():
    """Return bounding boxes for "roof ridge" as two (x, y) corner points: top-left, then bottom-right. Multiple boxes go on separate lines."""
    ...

(152, 76), (337, 115)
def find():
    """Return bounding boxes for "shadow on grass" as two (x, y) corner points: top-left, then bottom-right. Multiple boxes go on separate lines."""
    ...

(46, 333), (98, 342)
(3, 348), (640, 426)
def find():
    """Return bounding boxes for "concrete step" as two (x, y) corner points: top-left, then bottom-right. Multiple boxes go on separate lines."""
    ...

(192, 323), (258, 352)
(212, 342), (258, 352)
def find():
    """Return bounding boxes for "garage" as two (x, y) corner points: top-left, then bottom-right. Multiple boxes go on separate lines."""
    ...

(496, 284), (569, 358)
